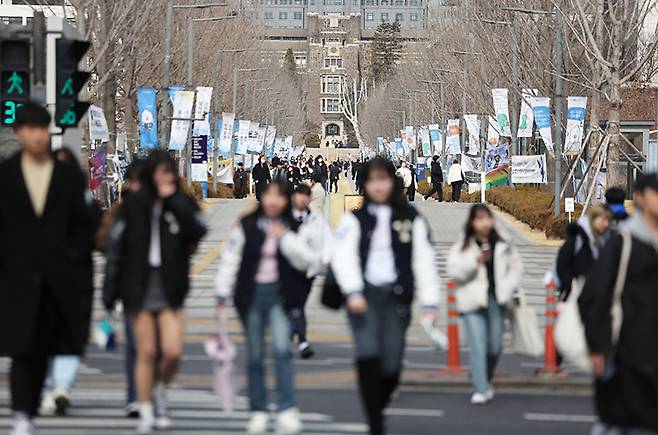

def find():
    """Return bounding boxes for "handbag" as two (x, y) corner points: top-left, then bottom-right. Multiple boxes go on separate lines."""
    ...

(320, 268), (343, 310)
(554, 228), (632, 373)
(509, 290), (544, 357)
(204, 308), (238, 414)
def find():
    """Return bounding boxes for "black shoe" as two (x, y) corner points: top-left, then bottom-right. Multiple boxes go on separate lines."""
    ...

(125, 402), (140, 418)
(299, 342), (315, 359)
(52, 389), (71, 416)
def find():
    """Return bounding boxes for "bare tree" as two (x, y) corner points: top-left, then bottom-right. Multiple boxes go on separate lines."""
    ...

(338, 77), (368, 149)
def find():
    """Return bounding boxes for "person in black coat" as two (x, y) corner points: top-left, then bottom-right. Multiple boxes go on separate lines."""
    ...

(579, 173), (658, 434)
(103, 150), (207, 434)
(0, 103), (96, 435)
(329, 161), (341, 193)
(424, 156), (444, 201)
(252, 156), (271, 201)
(233, 162), (248, 199)
(314, 155), (329, 191)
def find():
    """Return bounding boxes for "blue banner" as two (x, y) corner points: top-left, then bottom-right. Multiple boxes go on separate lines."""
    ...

(137, 88), (158, 149)
(416, 162), (427, 181)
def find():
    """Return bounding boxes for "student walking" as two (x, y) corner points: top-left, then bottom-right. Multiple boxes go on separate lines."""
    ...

(332, 157), (440, 435)
(233, 162), (248, 199)
(216, 180), (309, 434)
(580, 173), (658, 435)
(0, 103), (97, 435)
(329, 161), (341, 193)
(446, 204), (522, 405)
(448, 158), (464, 202)
(103, 150), (207, 434)
(424, 155), (444, 201)
(252, 156), (271, 201)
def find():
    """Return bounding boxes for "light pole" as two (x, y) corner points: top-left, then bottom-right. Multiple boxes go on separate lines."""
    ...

(453, 51), (482, 153)
(419, 79), (446, 155)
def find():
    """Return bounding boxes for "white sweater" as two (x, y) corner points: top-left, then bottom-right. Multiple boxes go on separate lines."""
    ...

(447, 164), (463, 184)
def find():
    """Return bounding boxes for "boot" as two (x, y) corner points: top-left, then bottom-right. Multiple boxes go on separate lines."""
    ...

(381, 372), (401, 410)
(356, 358), (384, 435)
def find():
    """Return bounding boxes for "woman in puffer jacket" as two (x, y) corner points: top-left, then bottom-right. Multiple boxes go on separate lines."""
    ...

(446, 204), (522, 405)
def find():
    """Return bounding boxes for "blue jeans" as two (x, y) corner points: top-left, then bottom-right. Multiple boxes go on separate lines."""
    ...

(124, 316), (137, 404)
(242, 283), (295, 412)
(45, 355), (80, 391)
(462, 293), (506, 395)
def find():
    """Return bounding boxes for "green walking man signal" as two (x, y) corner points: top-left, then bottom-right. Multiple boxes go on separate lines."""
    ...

(60, 77), (74, 97)
(6, 72), (25, 96)
(0, 39), (31, 126)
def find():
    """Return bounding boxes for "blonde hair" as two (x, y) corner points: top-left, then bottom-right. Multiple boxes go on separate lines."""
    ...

(588, 205), (612, 246)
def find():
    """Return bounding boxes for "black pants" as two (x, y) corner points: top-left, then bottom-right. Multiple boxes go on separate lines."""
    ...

(330, 178), (339, 193)
(425, 182), (444, 201)
(11, 287), (60, 417)
(289, 286), (312, 344)
(451, 181), (463, 202)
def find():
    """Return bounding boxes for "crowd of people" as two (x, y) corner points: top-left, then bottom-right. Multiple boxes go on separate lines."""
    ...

(1, 102), (658, 435)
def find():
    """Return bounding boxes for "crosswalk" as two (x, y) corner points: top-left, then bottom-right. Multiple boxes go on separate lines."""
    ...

(0, 388), (368, 434)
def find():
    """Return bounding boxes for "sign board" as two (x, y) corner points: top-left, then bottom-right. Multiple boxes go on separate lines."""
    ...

(565, 197), (575, 213)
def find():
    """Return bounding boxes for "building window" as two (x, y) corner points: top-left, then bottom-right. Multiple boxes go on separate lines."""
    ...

(295, 55), (307, 66)
(410, 12), (418, 21)
(353, 0), (360, 5)
(323, 57), (344, 68)
(310, 0), (315, 4)
(409, 0), (419, 5)
(321, 75), (344, 93)
(1, 16), (23, 25)
(323, 0), (344, 4)
(381, 0), (389, 5)
(365, 0), (375, 5)
(365, 12), (374, 21)
(395, 0), (404, 5)
(395, 12), (403, 21)
(381, 13), (389, 22)
(279, 11), (288, 19)
(294, 0), (303, 4)
(294, 11), (303, 19)
(265, 11), (274, 19)
(321, 98), (341, 113)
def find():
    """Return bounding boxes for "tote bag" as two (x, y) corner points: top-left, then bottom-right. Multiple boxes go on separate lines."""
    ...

(510, 291), (544, 357)
(554, 229), (632, 373)
(204, 308), (238, 414)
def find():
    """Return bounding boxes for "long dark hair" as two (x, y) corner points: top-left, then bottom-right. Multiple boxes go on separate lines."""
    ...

(462, 203), (502, 250)
(249, 179), (294, 226)
(142, 149), (179, 199)
(360, 157), (407, 212)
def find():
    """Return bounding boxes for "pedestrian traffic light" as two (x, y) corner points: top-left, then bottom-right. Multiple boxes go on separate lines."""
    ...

(0, 39), (31, 126)
(55, 38), (90, 129)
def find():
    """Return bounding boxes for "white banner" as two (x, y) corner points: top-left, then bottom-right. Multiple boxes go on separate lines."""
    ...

(88, 105), (109, 142)
(464, 114), (481, 155)
(511, 154), (548, 184)
(492, 88), (512, 137)
(246, 123), (261, 154)
(192, 86), (213, 137)
(530, 97), (554, 155)
(216, 164), (234, 184)
(264, 126), (276, 157)
(419, 126), (431, 156)
(461, 153), (483, 173)
(169, 90), (195, 151)
(517, 89), (537, 138)
(290, 145), (305, 159)
(487, 116), (500, 149)
(446, 119), (461, 154)
(404, 126), (416, 152)
(284, 136), (293, 157)
(564, 96), (588, 154)
(219, 113), (235, 155)
(236, 120), (250, 155)
(429, 124), (442, 154)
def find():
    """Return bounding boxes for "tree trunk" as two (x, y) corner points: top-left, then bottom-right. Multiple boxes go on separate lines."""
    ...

(606, 70), (622, 188)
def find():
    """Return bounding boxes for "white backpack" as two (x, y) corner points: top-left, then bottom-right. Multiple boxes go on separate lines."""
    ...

(554, 228), (631, 373)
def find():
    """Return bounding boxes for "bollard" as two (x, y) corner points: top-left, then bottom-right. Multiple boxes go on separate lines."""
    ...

(541, 281), (560, 373)
(444, 278), (465, 373)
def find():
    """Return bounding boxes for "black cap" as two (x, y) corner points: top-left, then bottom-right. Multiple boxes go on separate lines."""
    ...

(634, 172), (658, 193)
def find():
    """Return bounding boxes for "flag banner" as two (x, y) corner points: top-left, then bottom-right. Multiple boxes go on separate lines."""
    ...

(264, 126), (276, 158)
(530, 97), (554, 155)
(419, 126), (431, 156)
(216, 164), (234, 184)
(461, 153), (483, 173)
(404, 126), (416, 152)
(284, 136), (293, 158)
(246, 123), (261, 154)
(192, 87), (212, 137)
(236, 120), (250, 155)
(511, 154), (547, 184)
(395, 138), (404, 157)
(137, 88), (158, 149)
(485, 144), (510, 172)
(191, 135), (208, 182)
(416, 161), (427, 181)
(485, 164), (511, 189)
(492, 88), (512, 137)
(517, 89), (537, 138)
(464, 114), (481, 155)
(429, 124), (442, 154)
(218, 113), (235, 155)
(169, 90), (195, 151)
(487, 116), (500, 149)
(377, 137), (385, 153)
(274, 138), (284, 157)
(88, 105), (109, 142)
(564, 96), (588, 155)
(89, 144), (106, 191)
(446, 119), (461, 154)
(290, 145), (305, 159)
(252, 125), (267, 155)
(168, 85), (185, 105)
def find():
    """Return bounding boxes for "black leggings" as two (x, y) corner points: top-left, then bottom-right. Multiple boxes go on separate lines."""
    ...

(330, 178), (339, 193)
(425, 182), (444, 201)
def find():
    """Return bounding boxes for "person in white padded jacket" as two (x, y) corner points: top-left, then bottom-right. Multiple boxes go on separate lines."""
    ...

(446, 203), (522, 405)
(332, 157), (440, 435)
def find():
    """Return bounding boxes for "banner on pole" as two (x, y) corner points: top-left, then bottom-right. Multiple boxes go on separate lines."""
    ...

(492, 88), (512, 137)
(137, 88), (158, 148)
(236, 120), (250, 155)
(564, 96), (588, 155)
(461, 153), (483, 174)
(487, 116), (500, 149)
(429, 124), (442, 154)
(485, 144), (510, 172)
(169, 90), (195, 151)
(246, 123), (261, 154)
(446, 119), (461, 154)
(517, 89), (537, 138)
(395, 138), (404, 157)
(530, 97), (554, 155)
(419, 126), (431, 156)
(264, 126), (276, 158)
(89, 144), (106, 191)
(88, 105), (109, 142)
(511, 154), (547, 184)
(218, 113), (235, 155)
(192, 86), (213, 137)
(464, 115), (481, 155)
(284, 136), (293, 157)
(191, 135), (208, 182)
(168, 85), (185, 105)
(403, 126), (416, 152)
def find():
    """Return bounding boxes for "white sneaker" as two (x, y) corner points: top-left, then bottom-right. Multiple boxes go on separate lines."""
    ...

(470, 392), (488, 405)
(153, 383), (172, 429)
(246, 412), (269, 434)
(137, 403), (155, 434)
(39, 391), (56, 416)
(10, 413), (36, 435)
(485, 386), (495, 401)
(155, 416), (172, 430)
(276, 408), (302, 435)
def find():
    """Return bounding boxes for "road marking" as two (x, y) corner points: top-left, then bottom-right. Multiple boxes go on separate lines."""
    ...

(523, 413), (597, 423)
(190, 241), (225, 276)
(385, 408), (445, 418)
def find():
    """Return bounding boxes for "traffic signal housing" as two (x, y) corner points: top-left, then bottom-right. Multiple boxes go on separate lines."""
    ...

(55, 38), (90, 129)
(0, 39), (31, 126)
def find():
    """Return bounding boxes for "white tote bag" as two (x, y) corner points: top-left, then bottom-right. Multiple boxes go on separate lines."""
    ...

(554, 228), (632, 373)
(510, 291), (544, 357)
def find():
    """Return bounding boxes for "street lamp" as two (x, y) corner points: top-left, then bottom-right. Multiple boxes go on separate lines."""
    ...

(418, 79), (447, 154)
